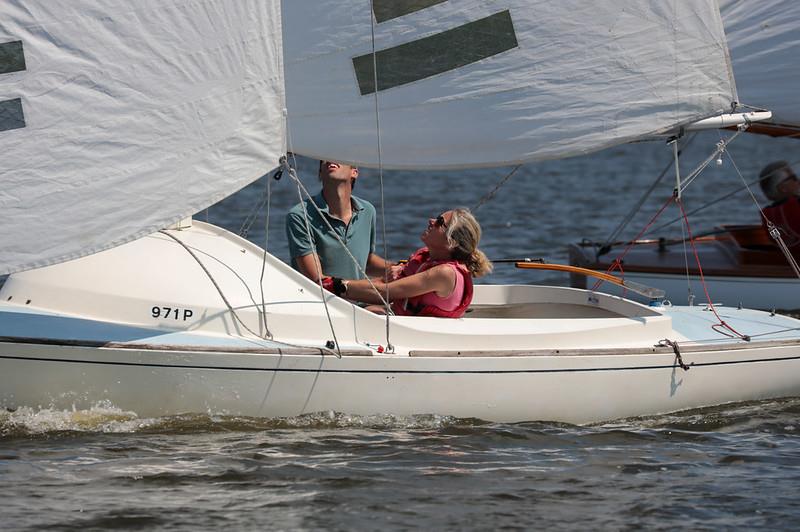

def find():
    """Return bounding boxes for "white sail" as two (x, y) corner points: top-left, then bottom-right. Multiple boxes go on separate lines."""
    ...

(0, 1), (285, 275)
(720, 0), (800, 130)
(283, 0), (737, 169)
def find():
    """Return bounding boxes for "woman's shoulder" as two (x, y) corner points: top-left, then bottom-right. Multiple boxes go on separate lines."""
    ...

(424, 262), (460, 278)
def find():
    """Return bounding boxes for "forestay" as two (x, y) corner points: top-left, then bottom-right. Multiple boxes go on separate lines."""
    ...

(0, 1), (285, 275)
(283, 0), (737, 169)
(720, 0), (800, 130)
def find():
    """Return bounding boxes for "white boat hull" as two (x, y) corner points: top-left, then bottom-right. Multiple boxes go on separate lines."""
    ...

(3, 221), (800, 424)
(3, 337), (800, 424)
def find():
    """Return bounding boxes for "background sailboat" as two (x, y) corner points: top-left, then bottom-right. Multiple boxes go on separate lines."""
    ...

(569, 0), (800, 310)
(3, 1), (800, 423)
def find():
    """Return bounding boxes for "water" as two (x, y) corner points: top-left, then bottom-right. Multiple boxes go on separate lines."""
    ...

(4, 131), (800, 530)
(3, 400), (800, 530)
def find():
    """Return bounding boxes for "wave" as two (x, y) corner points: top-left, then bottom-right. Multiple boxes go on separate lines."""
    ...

(3, 397), (798, 439)
(0, 403), (470, 438)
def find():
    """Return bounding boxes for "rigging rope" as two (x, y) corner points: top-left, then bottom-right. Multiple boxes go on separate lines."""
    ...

(158, 228), (340, 357)
(675, 129), (745, 196)
(673, 140), (694, 305)
(600, 134), (696, 255)
(591, 195), (674, 292)
(238, 177), (270, 239)
(674, 199), (750, 341)
(293, 176), (342, 358)
(473, 164), (522, 211)
(646, 175), (767, 236)
(678, 191), (694, 307)
(642, 134), (800, 237)
(369, 0), (394, 351)
(258, 171), (274, 339)
(160, 230), (265, 339)
(236, 171), (276, 338)
(593, 134), (755, 340)
(723, 149), (800, 279)
(284, 163), (393, 311)
(282, 130), (349, 357)
(596, 130), (746, 257)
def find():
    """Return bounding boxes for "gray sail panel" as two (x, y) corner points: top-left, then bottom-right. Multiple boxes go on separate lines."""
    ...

(372, 0), (448, 23)
(0, 40), (25, 74)
(0, 98), (24, 131)
(353, 10), (518, 95)
(0, 40), (26, 131)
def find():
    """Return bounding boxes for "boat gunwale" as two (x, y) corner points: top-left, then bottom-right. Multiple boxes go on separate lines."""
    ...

(0, 335), (371, 356)
(3, 335), (800, 358)
(409, 338), (800, 356)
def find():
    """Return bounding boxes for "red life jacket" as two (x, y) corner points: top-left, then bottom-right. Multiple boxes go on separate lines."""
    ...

(392, 248), (474, 318)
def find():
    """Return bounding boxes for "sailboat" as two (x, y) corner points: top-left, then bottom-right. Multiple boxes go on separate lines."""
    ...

(2, 1), (800, 425)
(569, 0), (800, 311)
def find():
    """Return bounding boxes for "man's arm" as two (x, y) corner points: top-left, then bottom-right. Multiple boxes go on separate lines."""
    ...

(286, 207), (325, 281)
(295, 252), (325, 282)
(365, 253), (397, 280)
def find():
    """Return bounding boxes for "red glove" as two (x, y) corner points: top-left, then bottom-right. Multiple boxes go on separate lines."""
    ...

(321, 276), (347, 296)
(321, 276), (334, 292)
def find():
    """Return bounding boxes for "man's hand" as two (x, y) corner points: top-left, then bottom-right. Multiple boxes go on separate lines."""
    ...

(321, 276), (348, 296)
(321, 276), (334, 292)
(387, 263), (405, 281)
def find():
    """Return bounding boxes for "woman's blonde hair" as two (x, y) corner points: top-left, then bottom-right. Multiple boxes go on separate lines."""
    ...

(445, 208), (493, 278)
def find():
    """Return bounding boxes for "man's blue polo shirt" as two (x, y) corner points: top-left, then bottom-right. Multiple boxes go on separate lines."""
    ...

(286, 191), (377, 279)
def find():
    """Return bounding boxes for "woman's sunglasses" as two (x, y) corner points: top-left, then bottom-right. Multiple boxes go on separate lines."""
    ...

(434, 214), (448, 229)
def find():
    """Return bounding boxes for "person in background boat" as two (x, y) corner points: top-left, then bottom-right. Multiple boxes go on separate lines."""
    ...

(286, 160), (396, 281)
(759, 161), (800, 251)
(323, 208), (493, 318)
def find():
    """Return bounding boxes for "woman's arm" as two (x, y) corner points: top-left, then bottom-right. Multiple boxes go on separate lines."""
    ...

(343, 264), (456, 304)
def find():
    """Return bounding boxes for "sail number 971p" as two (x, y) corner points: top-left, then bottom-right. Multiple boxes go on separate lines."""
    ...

(152, 306), (194, 321)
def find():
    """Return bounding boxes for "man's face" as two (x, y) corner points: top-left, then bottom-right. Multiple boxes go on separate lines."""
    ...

(777, 167), (800, 197)
(319, 160), (358, 184)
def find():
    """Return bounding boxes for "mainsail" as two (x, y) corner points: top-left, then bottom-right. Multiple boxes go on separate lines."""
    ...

(0, 1), (285, 275)
(1, 1), (737, 275)
(284, 0), (737, 169)
(720, 0), (800, 133)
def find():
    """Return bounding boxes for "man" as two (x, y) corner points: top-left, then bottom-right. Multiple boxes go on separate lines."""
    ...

(759, 160), (800, 250)
(286, 160), (393, 281)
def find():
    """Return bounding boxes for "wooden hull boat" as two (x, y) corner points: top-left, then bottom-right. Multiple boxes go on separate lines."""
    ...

(568, 225), (800, 311)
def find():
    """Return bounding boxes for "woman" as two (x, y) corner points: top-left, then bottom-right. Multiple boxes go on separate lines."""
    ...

(324, 208), (492, 317)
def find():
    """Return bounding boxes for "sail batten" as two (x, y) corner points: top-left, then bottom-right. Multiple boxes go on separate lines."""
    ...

(0, 0), (285, 275)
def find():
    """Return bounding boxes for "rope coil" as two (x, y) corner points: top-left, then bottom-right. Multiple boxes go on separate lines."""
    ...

(659, 339), (692, 371)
